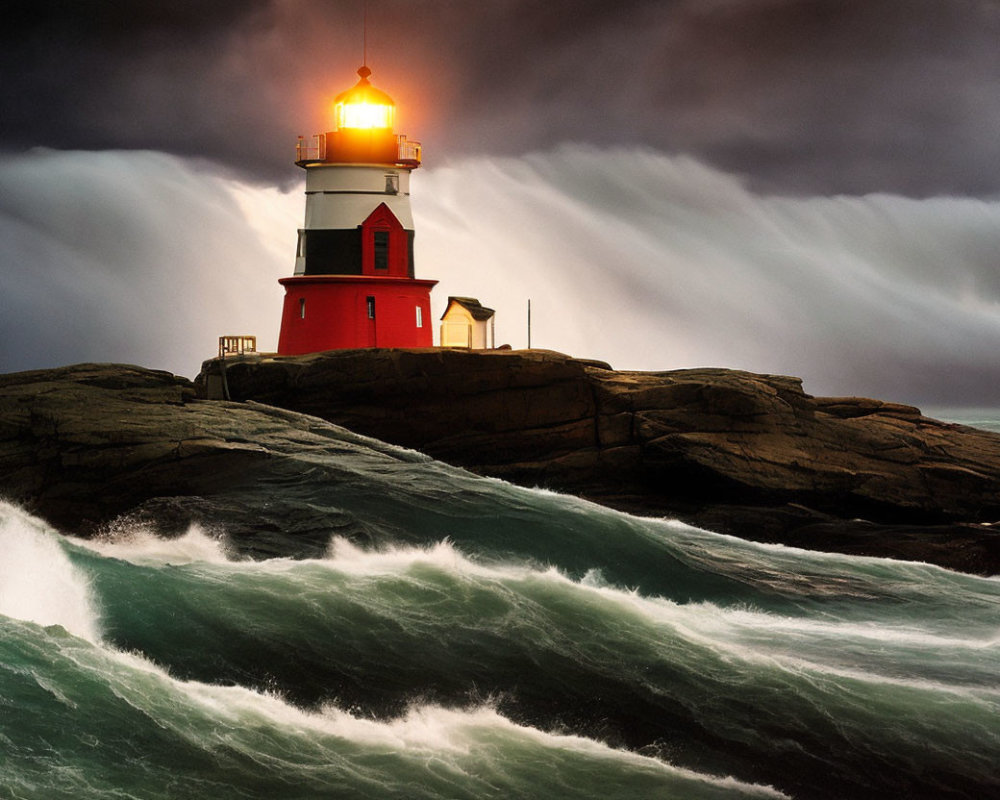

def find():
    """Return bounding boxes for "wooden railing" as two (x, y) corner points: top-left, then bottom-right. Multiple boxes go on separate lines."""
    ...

(296, 134), (326, 163)
(396, 136), (422, 166)
(295, 133), (421, 166)
(218, 335), (257, 359)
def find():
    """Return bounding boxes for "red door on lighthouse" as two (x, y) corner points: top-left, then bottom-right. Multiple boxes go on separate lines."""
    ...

(366, 295), (377, 346)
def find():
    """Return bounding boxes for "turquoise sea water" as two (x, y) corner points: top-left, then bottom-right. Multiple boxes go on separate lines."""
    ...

(1, 418), (999, 800)
(925, 407), (1000, 434)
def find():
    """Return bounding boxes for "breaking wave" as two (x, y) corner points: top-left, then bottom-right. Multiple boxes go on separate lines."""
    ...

(3, 486), (999, 799)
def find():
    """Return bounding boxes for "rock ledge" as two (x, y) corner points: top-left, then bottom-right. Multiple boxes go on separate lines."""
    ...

(196, 349), (1000, 573)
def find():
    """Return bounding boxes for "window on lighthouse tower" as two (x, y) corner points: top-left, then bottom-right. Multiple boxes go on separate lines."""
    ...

(374, 231), (389, 270)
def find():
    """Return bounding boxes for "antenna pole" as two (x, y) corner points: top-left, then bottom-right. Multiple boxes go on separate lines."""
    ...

(527, 298), (532, 349)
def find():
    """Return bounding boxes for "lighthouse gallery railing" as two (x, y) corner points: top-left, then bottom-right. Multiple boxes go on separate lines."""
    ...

(296, 134), (421, 166)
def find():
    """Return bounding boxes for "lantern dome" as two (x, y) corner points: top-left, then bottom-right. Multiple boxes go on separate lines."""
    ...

(333, 66), (396, 131)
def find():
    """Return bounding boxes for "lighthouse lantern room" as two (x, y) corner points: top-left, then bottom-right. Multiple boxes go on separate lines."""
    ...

(277, 65), (436, 354)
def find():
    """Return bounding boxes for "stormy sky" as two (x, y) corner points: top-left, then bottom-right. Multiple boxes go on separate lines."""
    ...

(2, 0), (1000, 406)
(4, 0), (999, 195)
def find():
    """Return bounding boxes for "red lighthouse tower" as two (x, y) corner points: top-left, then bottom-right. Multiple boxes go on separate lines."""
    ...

(277, 66), (436, 354)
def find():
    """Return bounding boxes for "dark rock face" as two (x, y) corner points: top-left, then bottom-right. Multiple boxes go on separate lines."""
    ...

(0, 363), (413, 556)
(0, 363), (271, 534)
(2, 354), (999, 574)
(197, 349), (1000, 573)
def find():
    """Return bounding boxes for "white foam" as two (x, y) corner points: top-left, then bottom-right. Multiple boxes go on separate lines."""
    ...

(326, 536), (1000, 700)
(324, 536), (534, 581)
(69, 522), (233, 565)
(91, 642), (789, 799)
(0, 501), (101, 642)
(310, 703), (789, 798)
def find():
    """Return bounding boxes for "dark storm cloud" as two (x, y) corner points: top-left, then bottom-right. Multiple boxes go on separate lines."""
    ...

(0, 0), (296, 181)
(440, 0), (1000, 195)
(1, 0), (999, 194)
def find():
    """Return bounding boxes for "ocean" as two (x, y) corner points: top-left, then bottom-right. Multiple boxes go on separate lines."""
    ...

(2, 415), (999, 800)
(926, 408), (1000, 435)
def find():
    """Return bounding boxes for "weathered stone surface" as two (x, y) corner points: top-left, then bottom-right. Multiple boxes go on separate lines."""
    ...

(2, 354), (1000, 574)
(202, 349), (602, 463)
(197, 351), (1000, 518)
(0, 363), (409, 553)
(197, 349), (1000, 573)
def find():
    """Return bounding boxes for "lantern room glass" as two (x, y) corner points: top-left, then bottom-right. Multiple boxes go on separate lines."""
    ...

(334, 100), (394, 131)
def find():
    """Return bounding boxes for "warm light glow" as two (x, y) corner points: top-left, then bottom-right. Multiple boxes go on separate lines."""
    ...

(331, 66), (398, 132)
(335, 100), (394, 130)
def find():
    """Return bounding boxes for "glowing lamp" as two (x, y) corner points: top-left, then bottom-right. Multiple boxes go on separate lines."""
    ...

(333, 65), (396, 131)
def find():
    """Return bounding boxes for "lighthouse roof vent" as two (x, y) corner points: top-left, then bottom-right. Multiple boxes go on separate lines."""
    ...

(333, 65), (396, 131)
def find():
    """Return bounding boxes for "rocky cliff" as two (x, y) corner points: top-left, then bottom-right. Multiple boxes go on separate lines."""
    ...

(2, 353), (999, 573)
(195, 348), (1000, 573)
(0, 362), (466, 558)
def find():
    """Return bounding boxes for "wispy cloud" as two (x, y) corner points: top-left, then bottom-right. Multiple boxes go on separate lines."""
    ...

(3, 148), (998, 404)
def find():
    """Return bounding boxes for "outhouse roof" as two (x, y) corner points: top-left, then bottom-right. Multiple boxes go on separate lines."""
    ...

(442, 296), (495, 321)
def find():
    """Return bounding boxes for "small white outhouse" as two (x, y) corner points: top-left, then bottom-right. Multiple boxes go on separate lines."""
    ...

(440, 297), (495, 349)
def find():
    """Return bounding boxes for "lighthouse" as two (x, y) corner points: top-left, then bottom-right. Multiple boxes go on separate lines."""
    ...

(276, 65), (436, 354)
